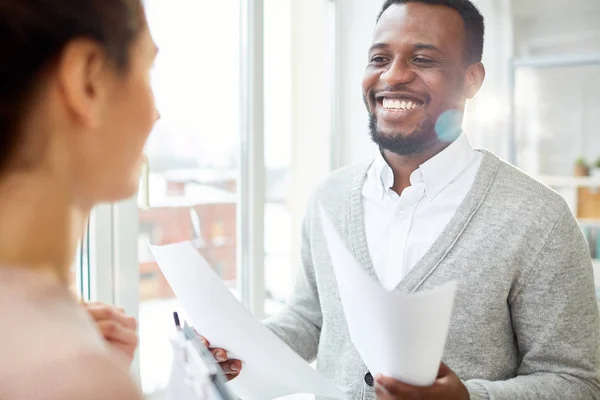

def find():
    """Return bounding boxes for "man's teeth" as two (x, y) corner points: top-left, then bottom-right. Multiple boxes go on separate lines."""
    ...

(382, 98), (422, 110)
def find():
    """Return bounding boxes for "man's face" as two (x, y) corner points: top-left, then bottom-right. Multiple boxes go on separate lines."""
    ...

(362, 3), (476, 155)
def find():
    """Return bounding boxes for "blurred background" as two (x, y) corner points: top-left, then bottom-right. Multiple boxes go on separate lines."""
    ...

(69, 0), (600, 398)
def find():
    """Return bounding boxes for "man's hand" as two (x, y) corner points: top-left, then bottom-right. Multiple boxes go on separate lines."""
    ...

(198, 335), (242, 380)
(84, 302), (138, 364)
(375, 363), (469, 400)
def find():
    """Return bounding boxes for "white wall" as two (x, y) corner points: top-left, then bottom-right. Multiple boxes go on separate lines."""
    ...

(462, 0), (513, 160)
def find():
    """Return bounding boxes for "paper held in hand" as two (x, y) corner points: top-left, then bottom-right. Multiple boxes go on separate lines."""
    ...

(150, 204), (457, 399)
(149, 242), (348, 400)
(318, 204), (457, 387)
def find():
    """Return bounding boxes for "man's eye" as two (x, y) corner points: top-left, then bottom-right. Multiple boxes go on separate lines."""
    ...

(371, 56), (388, 63)
(413, 57), (434, 64)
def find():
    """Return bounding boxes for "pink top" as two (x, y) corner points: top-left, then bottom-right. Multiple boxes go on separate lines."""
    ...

(0, 266), (143, 399)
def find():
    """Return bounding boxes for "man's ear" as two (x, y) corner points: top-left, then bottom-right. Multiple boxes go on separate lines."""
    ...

(56, 38), (109, 129)
(463, 62), (486, 99)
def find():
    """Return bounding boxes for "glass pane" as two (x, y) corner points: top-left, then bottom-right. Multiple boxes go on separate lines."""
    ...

(264, 0), (294, 317)
(70, 220), (91, 301)
(264, 0), (336, 316)
(69, 242), (82, 299)
(262, 0), (335, 319)
(514, 64), (600, 177)
(514, 63), (600, 300)
(139, 0), (240, 397)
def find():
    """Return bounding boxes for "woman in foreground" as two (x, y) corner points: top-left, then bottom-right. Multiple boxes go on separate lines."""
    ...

(0, 0), (157, 397)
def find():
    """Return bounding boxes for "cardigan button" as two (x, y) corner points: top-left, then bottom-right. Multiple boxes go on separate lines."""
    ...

(364, 372), (374, 387)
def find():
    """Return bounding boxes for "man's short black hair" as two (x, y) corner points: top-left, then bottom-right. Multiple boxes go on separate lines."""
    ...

(377, 0), (485, 64)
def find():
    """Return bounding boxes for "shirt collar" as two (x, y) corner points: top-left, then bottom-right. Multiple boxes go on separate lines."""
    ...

(372, 150), (394, 199)
(420, 133), (475, 199)
(370, 133), (475, 201)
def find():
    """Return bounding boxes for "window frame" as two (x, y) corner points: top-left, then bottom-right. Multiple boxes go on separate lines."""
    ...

(90, 0), (269, 381)
(89, 0), (338, 388)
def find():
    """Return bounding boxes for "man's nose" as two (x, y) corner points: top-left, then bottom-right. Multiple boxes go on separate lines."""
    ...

(380, 58), (415, 87)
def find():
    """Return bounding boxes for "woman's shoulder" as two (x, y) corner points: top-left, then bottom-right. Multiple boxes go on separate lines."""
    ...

(0, 266), (105, 360)
(0, 349), (143, 399)
(0, 266), (143, 399)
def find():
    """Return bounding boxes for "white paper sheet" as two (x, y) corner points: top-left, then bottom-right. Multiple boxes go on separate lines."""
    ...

(150, 242), (348, 400)
(318, 205), (457, 387)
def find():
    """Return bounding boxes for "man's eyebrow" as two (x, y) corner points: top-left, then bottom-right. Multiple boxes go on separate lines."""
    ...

(414, 43), (445, 55)
(368, 42), (389, 53)
(369, 42), (446, 56)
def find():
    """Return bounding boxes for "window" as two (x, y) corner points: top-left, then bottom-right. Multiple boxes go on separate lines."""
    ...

(138, 0), (241, 395)
(71, 219), (91, 301)
(263, 0), (293, 316)
(70, 241), (84, 300)
(99, 1), (335, 398)
(512, 61), (600, 177)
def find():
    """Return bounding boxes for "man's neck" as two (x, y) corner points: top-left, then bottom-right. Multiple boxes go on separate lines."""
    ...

(382, 141), (449, 195)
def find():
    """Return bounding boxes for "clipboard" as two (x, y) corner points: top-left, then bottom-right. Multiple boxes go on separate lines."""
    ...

(167, 312), (236, 400)
(182, 322), (234, 400)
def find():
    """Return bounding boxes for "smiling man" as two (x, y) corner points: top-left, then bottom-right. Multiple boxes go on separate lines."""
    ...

(205, 0), (600, 399)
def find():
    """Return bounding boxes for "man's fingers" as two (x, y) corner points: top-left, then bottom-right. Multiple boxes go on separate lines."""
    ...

(219, 359), (242, 379)
(96, 320), (138, 346)
(374, 385), (393, 400)
(374, 364), (462, 399)
(198, 334), (209, 348)
(211, 348), (228, 362)
(191, 333), (238, 378)
(437, 362), (451, 377)
(376, 375), (421, 398)
(196, 334), (228, 363)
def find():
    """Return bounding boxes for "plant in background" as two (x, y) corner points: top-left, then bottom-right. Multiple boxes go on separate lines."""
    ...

(575, 157), (590, 177)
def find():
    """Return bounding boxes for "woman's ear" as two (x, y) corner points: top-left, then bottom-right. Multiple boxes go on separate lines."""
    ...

(56, 38), (109, 129)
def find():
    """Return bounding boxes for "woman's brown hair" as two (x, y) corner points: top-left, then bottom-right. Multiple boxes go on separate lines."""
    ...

(0, 0), (145, 172)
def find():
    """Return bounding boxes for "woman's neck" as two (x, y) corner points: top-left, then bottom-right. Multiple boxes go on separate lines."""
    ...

(0, 170), (87, 284)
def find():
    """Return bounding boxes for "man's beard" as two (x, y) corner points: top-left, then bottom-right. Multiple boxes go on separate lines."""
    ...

(368, 112), (438, 156)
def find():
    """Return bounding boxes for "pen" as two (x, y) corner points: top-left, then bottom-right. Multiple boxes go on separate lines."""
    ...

(173, 311), (189, 364)
(173, 311), (182, 329)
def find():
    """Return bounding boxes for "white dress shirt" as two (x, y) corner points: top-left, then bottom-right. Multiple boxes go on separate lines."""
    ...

(362, 134), (483, 290)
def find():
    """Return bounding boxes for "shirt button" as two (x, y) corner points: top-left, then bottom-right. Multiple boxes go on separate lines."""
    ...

(398, 210), (407, 219)
(364, 372), (374, 387)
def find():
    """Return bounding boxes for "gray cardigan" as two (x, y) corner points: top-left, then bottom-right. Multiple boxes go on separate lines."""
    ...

(265, 150), (600, 400)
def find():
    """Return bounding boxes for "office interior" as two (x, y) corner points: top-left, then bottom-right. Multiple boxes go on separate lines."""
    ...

(69, 0), (600, 399)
